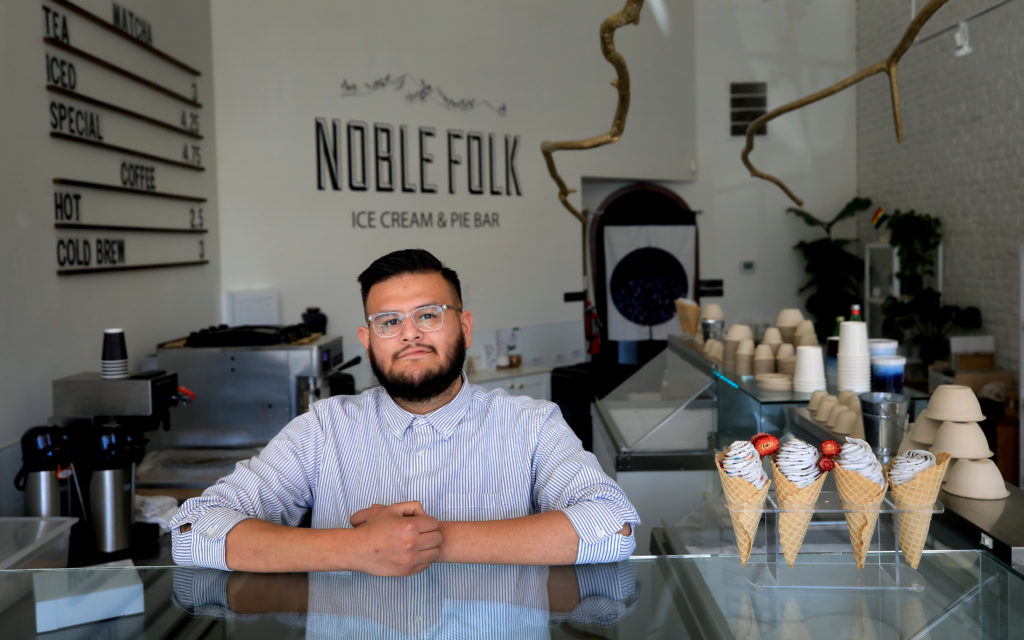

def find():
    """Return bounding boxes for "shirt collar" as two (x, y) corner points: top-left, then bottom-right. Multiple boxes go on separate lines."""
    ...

(377, 372), (472, 440)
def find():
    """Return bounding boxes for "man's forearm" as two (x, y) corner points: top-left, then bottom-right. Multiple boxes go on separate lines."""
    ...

(225, 518), (361, 572)
(435, 511), (590, 565)
(224, 501), (443, 575)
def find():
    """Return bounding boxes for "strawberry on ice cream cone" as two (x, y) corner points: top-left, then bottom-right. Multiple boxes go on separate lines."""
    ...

(885, 450), (951, 569)
(716, 442), (770, 565)
(833, 437), (887, 569)
(770, 438), (827, 567)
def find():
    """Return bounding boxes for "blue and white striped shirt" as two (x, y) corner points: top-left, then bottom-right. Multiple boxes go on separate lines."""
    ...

(170, 375), (639, 570)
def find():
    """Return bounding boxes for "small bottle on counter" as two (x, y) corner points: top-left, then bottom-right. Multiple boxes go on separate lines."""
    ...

(833, 316), (845, 336)
(850, 304), (863, 322)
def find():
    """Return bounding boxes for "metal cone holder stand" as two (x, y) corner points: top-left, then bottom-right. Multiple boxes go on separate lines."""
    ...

(721, 490), (943, 590)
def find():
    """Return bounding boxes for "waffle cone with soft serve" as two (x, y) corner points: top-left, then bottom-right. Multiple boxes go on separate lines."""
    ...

(770, 458), (828, 567)
(716, 450), (769, 565)
(833, 463), (887, 569)
(885, 452), (951, 569)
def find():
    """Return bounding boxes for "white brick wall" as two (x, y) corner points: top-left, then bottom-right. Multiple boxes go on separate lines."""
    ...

(856, 0), (1023, 378)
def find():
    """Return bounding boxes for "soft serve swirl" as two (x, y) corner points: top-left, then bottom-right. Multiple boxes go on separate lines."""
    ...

(722, 440), (768, 489)
(888, 450), (936, 485)
(775, 438), (822, 488)
(837, 437), (885, 486)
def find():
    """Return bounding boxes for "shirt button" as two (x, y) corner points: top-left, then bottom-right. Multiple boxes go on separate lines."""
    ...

(596, 529), (606, 538)
(206, 528), (216, 536)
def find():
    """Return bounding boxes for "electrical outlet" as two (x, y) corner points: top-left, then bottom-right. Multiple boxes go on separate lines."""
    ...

(740, 260), (756, 273)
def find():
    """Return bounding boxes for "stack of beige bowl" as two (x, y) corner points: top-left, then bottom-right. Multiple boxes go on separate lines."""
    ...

(928, 385), (1009, 499)
(897, 410), (940, 455)
(794, 319), (819, 347)
(776, 309), (804, 344)
(724, 324), (753, 372)
(808, 390), (864, 437)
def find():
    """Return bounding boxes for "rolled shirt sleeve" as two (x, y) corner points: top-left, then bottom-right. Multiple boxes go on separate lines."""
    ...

(530, 407), (640, 564)
(169, 412), (324, 569)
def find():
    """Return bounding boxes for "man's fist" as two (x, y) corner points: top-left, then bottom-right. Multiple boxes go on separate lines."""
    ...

(349, 501), (442, 577)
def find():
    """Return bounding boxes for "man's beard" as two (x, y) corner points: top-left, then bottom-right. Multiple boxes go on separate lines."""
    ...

(369, 332), (466, 403)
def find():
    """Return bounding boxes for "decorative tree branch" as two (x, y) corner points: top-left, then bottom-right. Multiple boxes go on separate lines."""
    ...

(541, 0), (645, 224)
(741, 0), (950, 206)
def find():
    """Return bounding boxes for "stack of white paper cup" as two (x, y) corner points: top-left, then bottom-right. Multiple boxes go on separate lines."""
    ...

(837, 321), (870, 392)
(793, 345), (826, 392)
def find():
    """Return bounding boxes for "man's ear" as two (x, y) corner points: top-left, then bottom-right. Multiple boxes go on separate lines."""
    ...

(460, 310), (473, 349)
(357, 325), (370, 351)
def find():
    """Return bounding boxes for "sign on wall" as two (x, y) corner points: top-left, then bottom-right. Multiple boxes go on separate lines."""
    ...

(43, 1), (210, 274)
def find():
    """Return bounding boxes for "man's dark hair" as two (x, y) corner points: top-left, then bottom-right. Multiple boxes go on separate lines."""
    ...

(357, 249), (462, 307)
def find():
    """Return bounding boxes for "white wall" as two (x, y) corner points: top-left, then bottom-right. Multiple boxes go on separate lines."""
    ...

(584, 1), (859, 328)
(0, 0), (219, 508)
(210, 0), (697, 386)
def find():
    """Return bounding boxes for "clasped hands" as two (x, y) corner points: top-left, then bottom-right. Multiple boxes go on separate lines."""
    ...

(348, 501), (442, 577)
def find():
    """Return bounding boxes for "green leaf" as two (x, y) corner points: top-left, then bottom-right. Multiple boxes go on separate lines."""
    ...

(787, 207), (827, 230)
(824, 196), (872, 233)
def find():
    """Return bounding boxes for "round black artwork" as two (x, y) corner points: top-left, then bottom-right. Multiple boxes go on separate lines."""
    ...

(609, 247), (688, 326)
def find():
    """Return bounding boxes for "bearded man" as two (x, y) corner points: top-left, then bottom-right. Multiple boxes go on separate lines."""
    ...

(170, 249), (639, 575)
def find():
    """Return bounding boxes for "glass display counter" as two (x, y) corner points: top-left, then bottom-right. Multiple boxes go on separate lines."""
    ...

(1, 552), (1020, 638)
(591, 346), (716, 473)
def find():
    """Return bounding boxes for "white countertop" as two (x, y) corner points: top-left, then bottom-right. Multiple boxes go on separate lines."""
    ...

(467, 365), (552, 384)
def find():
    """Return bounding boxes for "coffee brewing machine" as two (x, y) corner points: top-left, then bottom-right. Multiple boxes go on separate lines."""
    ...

(134, 328), (351, 493)
(42, 370), (192, 557)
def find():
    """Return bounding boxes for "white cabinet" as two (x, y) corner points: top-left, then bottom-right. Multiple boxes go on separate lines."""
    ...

(472, 370), (551, 401)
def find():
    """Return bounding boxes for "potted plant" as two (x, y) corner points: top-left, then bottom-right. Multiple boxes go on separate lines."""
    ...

(881, 210), (981, 367)
(787, 197), (873, 338)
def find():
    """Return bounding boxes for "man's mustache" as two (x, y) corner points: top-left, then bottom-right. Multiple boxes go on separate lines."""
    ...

(393, 343), (437, 360)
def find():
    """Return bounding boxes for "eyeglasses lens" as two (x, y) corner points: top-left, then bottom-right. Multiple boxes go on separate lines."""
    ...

(372, 305), (446, 337)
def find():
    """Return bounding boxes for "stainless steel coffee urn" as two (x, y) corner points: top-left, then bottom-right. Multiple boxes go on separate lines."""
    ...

(83, 426), (146, 553)
(14, 426), (71, 517)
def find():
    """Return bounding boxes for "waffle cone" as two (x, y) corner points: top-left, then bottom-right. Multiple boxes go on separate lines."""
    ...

(833, 463), (887, 569)
(716, 451), (770, 565)
(885, 452), (951, 569)
(770, 458), (828, 567)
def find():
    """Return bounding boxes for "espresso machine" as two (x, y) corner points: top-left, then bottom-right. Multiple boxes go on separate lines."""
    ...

(48, 370), (191, 557)
(133, 329), (350, 493)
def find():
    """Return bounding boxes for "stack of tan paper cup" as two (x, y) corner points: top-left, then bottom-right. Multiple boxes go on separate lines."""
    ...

(724, 324), (752, 371)
(735, 339), (755, 375)
(776, 308), (804, 344)
(761, 327), (783, 356)
(776, 343), (796, 375)
(753, 344), (775, 375)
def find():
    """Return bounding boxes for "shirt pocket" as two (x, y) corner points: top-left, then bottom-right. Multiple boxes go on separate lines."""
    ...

(438, 492), (530, 521)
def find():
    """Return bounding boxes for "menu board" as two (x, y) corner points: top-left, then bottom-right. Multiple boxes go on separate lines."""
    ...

(44, 0), (210, 275)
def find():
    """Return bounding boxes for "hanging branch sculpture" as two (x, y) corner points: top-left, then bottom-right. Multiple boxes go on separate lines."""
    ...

(742, 0), (950, 206)
(541, 0), (645, 224)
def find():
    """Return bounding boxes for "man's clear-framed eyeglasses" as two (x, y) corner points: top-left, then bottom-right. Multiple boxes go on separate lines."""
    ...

(366, 304), (461, 338)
